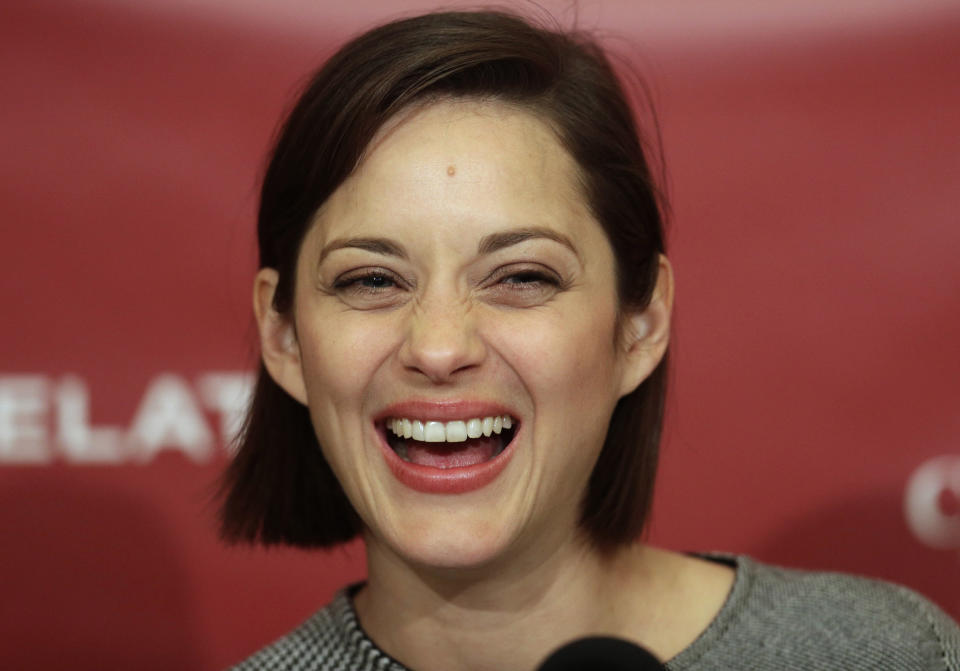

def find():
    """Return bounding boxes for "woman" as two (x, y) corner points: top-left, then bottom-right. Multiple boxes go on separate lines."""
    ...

(220, 10), (960, 670)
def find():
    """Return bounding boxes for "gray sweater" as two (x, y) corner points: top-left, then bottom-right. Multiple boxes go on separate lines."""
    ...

(230, 555), (960, 670)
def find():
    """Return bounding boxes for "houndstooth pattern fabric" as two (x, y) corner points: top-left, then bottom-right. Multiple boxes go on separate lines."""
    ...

(230, 591), (405, 671)
(229, 555), (960, 670)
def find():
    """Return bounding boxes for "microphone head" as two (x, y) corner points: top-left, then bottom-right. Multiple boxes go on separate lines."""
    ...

(536, 636), (666, 671)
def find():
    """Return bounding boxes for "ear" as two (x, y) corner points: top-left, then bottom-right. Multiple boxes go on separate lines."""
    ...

(617, 254), (674, 398)
(253, 268), (308, 405)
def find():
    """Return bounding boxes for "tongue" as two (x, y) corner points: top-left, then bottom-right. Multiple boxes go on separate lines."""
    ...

(405, 436), (501, 469)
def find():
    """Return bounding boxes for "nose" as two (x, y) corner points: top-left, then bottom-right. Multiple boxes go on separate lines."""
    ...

(398, 295), (487, 383)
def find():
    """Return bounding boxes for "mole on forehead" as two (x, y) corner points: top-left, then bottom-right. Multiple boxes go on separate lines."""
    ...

(446, 165), (456, 176)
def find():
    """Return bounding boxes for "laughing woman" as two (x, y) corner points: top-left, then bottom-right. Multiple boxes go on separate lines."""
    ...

(220, 10), (960, 671)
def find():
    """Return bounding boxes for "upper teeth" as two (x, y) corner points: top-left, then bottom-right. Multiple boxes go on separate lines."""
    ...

(388, 416), (513, 443)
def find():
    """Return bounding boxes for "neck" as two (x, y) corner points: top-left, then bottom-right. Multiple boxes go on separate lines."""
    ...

(354, 532), (657, 671)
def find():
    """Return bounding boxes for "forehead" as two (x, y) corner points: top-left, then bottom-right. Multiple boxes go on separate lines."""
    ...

(312, 99), (595, 245)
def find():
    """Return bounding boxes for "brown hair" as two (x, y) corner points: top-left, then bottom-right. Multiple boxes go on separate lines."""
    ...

(220, 9), (668, 551)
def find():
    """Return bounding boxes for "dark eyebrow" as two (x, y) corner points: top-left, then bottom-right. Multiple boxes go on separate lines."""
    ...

(477, 227), (581, 260)
(317, 237), (408, 265)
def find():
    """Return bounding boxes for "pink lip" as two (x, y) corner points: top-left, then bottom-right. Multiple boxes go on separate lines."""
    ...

(374, 399), (519, 495)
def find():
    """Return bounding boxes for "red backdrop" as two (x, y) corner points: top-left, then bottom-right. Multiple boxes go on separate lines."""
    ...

(2, 1), (958, 668)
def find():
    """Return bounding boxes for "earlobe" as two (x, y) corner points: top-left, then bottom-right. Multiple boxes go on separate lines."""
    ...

(253, 268), (308, 405)
(618, 254), (674, 398)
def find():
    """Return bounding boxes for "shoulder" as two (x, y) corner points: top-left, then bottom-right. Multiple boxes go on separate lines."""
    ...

(670, 555), (960, 671)
(744, 558), (959, 653)
(227, 588), (405, 671)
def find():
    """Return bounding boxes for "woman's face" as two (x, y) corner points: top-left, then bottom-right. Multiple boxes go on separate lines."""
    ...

(270, 100), (652, 570)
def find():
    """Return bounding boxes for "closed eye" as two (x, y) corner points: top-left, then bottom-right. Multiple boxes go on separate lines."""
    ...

(334, 272), (397, 291)
(332, 267), (408, 307)
(499, 270), (560, 287)
(484, 263), (566, 306)
(341, 273), (396, 290)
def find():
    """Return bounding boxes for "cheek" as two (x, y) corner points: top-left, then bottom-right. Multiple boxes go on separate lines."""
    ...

(486, 297), (621, 405)
(296, 311), (400, 419)
(294, 312), (403, 492)
(486, 301), (621, 509)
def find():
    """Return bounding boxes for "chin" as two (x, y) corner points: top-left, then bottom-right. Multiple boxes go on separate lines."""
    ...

(379, 517), (519, 572)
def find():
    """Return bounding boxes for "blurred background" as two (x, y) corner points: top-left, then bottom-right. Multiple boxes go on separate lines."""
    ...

(1, 0), (958, 668)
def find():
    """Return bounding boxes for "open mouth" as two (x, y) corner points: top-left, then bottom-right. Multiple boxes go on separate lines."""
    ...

(383, 415), (517, 469)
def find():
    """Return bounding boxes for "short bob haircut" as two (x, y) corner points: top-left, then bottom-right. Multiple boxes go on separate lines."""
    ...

(220, 9), (668, 552)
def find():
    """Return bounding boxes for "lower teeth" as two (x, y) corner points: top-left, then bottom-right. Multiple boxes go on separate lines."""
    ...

(389, 427), (514, 464)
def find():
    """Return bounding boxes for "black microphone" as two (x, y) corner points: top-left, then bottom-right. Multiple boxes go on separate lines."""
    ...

(536, 636), (666, 670)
